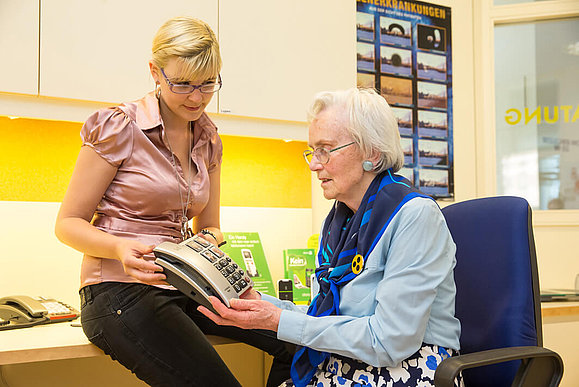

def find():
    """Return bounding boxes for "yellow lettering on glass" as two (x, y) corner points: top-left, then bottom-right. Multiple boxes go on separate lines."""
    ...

(525, 107), (541, 125)
(504, 104), (578, 125)
(505, 109), (521, 125)
(544, 106), (559, 124)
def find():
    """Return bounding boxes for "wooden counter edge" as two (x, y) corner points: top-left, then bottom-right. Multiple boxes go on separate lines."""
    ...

(541, 304), (579, 318)
(0, 335), (237, 366)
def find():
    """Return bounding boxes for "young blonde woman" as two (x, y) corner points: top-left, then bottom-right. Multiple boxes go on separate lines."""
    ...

(56, 16), (292, 387)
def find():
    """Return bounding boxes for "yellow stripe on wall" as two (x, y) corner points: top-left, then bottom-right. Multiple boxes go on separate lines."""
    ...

(0, 115), (311, 208)
(220, 136), (310, 208)
(0, 116), (81, 202)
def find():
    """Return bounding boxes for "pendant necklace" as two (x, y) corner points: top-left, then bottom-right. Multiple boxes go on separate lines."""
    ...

(165, 122), (193, 241)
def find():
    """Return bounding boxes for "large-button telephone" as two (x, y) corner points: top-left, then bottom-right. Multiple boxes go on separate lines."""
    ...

(153, 235), (253, 312)
(0, 295), (79, 330)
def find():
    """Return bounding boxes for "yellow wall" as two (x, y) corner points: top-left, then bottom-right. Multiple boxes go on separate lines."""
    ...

(0, 115), (310, 208)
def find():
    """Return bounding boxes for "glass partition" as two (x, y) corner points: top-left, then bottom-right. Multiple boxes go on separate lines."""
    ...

(494, 18), (579, 209)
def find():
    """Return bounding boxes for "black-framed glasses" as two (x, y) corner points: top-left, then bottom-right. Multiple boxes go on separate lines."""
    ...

(303, 142), (356, 165)
(160, 68), (222, 94)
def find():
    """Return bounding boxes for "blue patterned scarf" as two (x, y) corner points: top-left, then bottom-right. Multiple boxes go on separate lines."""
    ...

(290, 170), (432, 387)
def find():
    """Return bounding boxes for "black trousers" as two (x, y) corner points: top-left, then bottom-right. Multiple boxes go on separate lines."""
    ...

(80, 282), (294, 387)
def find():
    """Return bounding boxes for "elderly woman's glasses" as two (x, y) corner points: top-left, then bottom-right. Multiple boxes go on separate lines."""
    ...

(303, 142), (356, 165)
(160, 68), (222, 94)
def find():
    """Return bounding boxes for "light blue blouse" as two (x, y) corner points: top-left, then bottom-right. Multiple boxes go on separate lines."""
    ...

(262, 197), (461, 367)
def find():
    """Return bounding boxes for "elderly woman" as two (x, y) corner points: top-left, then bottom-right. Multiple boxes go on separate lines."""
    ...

(199, 87), (462, 387)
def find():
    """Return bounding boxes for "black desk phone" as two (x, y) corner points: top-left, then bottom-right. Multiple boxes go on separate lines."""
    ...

(153, 235), (253, 312)
(0, 295), (79, 331)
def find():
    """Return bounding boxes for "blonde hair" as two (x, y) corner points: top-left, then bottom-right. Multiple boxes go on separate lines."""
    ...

(151, 16), (222, 81)
(306, 88), (404, 173)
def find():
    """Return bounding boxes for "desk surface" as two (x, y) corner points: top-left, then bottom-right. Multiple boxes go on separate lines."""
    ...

(0, 322), (236, 366)
(2, 302), (578, 366)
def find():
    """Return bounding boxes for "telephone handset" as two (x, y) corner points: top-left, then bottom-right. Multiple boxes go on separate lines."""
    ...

(154, 235), (253, 313)
(0, 295), (79, 331)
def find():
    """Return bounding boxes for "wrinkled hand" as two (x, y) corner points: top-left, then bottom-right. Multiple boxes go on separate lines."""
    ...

(198, 296), (281, 332)
(116, 240), (166, 284)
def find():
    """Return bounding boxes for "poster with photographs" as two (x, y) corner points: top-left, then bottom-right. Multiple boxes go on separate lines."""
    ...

(356, 0), (453, 199)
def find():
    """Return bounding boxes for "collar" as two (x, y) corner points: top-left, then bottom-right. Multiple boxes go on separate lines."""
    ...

(118, 92), (218, 140)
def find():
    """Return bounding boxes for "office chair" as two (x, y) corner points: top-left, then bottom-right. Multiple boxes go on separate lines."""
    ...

(434, 196), (563, 387)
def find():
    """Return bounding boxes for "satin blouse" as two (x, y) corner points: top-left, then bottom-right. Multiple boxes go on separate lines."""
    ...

(79, 92), (222, 288)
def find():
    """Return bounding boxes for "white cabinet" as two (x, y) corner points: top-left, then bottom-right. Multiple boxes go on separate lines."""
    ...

(0, 0), (39, 95)
(218, 0), (356, 122)
(40, 0), (218, 111)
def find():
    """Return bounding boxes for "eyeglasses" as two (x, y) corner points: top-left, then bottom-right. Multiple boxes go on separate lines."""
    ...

(303, 142), (356, 165)
(160, 68), (222, 94)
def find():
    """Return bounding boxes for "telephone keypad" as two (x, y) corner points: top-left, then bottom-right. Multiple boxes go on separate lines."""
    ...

(201, 251), (216, 263)
(184, 235), (253, 296)
(210, 246), (225, 258)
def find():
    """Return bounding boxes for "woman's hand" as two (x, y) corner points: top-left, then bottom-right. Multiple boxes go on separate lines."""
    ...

(198, 296), (281, 332)
(116, 240), (166, 285)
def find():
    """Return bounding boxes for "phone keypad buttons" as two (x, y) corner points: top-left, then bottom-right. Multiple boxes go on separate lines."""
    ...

(180, 235), (252, 296)
(210, 246), (225, 258)
(195, 237), (211, 247)
(41, 301), (71, 315)
(185, 241), (204, 252)
(201, 251), (216, 263)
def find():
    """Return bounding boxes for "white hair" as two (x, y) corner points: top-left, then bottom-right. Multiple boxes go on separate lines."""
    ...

(306, 87), (404, 173)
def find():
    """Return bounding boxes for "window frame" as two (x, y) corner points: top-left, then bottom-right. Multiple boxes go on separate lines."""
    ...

(474, 0), (579, 225)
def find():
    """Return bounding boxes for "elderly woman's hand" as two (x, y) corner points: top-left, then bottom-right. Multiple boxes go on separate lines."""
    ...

(198, 296), (281, 332)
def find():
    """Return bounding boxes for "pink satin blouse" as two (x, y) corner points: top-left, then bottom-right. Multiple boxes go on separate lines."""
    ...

(79, 92), (222, 288)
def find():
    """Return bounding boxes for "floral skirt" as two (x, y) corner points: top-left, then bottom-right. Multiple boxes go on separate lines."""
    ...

(279, 344), (463, 387)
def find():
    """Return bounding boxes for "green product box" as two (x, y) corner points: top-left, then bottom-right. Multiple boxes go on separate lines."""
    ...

(283, 248), (316, 305)
(220, 232), (276, 296)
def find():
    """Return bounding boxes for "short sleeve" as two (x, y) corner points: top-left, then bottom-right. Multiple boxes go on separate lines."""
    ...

(80, 108), (134, 167)
(207, 132), (223, 173)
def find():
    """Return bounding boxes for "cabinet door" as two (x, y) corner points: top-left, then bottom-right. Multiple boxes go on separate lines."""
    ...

(40, 0), (218, 111)
(0, 0), (39, 95)
(219, 0), (356, 122)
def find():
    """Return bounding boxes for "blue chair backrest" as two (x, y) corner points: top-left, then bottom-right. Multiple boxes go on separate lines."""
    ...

(441, 196), (542, 387)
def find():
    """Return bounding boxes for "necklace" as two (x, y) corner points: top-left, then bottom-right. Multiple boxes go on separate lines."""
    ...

(165, 122), (193, 241)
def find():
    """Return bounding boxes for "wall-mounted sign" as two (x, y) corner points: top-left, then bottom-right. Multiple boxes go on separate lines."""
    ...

(357, 0), (453, 199)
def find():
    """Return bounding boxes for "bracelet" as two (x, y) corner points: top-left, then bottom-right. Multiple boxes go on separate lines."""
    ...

(200, 229), (218, 243)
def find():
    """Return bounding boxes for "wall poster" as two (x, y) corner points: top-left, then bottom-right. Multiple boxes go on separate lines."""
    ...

(357, 0), (454, 199)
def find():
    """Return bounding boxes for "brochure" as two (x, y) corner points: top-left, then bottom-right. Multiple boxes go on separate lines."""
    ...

(283, 248), (316, 305)
(220, 232), (276, 296)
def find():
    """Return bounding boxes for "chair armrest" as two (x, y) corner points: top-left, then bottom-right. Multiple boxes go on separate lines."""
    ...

(434, 346), (563, 387)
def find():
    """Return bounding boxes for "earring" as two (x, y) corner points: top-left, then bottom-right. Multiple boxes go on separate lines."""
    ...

(362, 160), (374, 172)
(155, 82), (161, 99)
